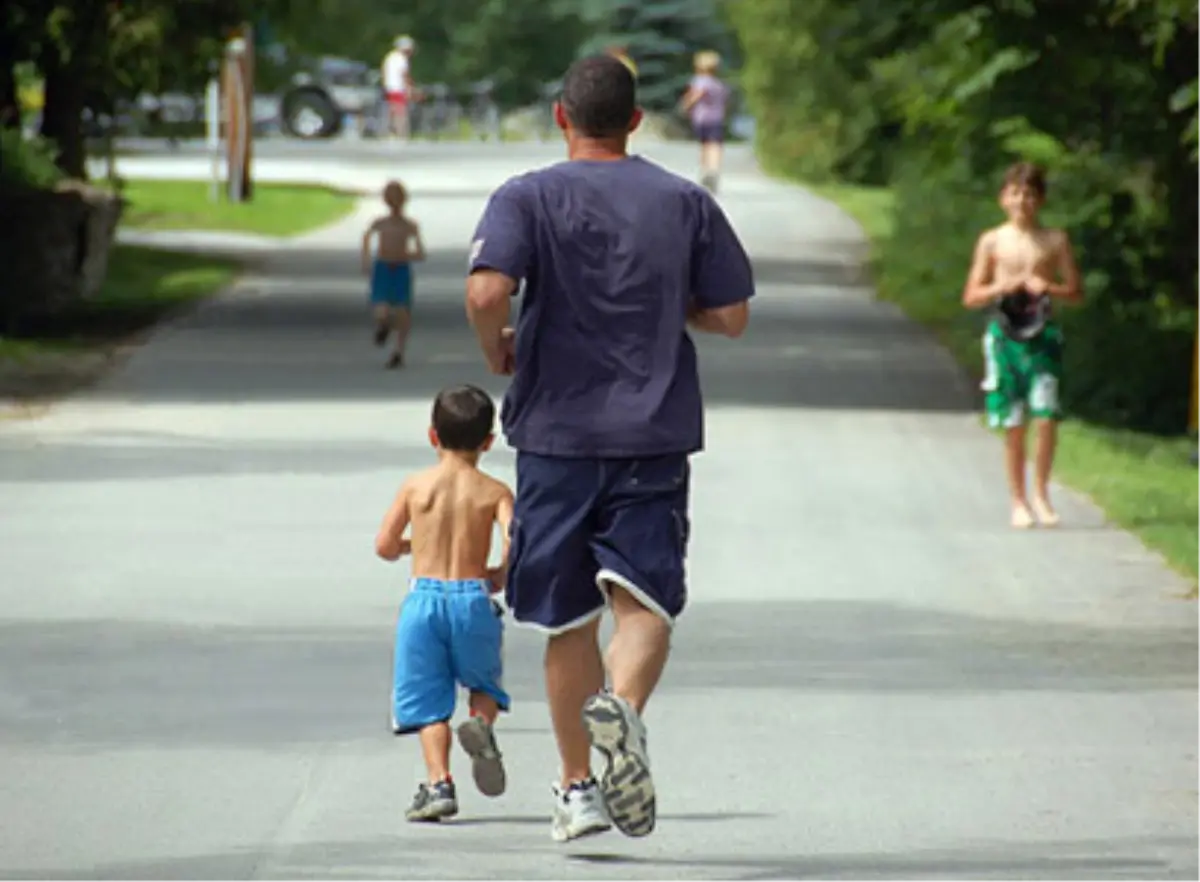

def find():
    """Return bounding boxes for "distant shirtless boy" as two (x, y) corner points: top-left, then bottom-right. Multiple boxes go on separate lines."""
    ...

(375, 384), (514, 822)
(961, 162), (1083, 528)
(362, 180), (425, 369)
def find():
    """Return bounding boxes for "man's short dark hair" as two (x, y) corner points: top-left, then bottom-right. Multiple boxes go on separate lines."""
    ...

(431, 384), (495, 451)
(561, 54), (636, 137)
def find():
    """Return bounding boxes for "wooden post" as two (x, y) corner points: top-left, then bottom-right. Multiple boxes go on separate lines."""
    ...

(221, 24), (254, 203)
(1189, 320), (1198, 435)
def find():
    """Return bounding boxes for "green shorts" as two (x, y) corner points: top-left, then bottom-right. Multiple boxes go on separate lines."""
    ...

(981, 319), (1064, 428)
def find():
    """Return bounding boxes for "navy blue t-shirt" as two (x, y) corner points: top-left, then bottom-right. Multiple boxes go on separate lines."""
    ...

(468, 156), (755, 458)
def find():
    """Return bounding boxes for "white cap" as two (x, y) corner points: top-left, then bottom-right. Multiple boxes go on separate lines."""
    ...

(395, 35), (414, 51)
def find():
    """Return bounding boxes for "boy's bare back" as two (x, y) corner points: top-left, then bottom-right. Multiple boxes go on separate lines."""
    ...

(378, 461), (513, 585)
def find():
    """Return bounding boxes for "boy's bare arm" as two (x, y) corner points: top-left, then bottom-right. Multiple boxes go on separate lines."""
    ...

(361, 220), (378, 275)
(486, 487), (515, 593)
(962, 231), (1019, 309)
(375, 483), (412, 561)
(409, 221), (426, 262)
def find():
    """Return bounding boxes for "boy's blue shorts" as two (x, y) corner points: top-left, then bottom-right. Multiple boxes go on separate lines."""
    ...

(391, 577), (509, 735)
(370, 260), (412, 308)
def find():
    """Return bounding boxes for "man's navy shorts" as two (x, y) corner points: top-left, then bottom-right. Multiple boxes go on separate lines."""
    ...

(506, 452), (691, 635)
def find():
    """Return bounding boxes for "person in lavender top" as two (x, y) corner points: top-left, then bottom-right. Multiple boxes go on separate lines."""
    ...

(679, 50), (730, 193)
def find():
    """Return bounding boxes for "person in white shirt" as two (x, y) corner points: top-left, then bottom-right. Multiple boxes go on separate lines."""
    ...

(382, 36), (415, 141)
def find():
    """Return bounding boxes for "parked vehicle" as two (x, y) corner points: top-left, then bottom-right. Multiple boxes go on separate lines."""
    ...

(280, 55), (381, 140)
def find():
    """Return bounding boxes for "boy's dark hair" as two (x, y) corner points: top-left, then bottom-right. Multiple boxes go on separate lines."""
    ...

(560, 54), (636, 138)
(431, 384), (495, 451)
(1002, 161), (1047, 198)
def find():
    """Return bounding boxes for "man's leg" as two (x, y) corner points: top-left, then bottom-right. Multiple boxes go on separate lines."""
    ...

(505, 452), (611, 840)
(546, 616), (605, 784)
(605, 583), (671, 713)
(584, 454), (690, 838)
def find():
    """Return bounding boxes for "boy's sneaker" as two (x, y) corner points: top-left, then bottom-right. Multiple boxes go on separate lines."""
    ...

(456, 716), (506, 797)
(581, 692), (656, 838)
(404, 779), (458, 822)
(551, 777), (612, 842)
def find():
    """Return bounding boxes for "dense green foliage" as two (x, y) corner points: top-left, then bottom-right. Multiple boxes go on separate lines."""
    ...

(2, 0), (733, 179)
(728, 0), (1198, 434)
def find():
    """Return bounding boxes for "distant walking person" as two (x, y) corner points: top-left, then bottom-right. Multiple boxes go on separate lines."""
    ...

(382, 36), (415, 142)
(679, 50), (730, 193)
(362, 180), (426, 368)
(465, 55), (755, 843)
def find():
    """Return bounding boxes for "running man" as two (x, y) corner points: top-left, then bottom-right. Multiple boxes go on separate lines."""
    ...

(362, 180), (425, 368)
(679, 50), (730, 193)
(961, 161), (1083, 527)
(464, 54), (755, 842)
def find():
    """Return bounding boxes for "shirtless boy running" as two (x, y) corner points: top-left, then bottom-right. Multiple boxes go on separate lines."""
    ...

(362, 180), (425, 369)
(375, 384), (514, 821)
(961, 162), (1083, 528)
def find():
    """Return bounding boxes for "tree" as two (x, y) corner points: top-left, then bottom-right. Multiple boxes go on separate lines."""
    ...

(577, 0), (735, 110)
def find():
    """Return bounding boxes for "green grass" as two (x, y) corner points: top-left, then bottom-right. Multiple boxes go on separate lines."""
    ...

(117, 179), (357, 237)
(814, 181), (1198, 581)
(0, 245), (238, 398)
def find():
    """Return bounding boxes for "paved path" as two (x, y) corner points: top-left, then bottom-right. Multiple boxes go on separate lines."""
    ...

(3, 143), (1196, 880)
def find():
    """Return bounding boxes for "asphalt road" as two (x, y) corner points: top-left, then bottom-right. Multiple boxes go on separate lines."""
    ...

(2, 141), (1197, 880)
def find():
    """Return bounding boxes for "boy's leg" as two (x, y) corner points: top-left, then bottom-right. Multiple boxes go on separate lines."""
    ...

(450, 590), (510, 797)
(392, 307), (412, 360)
(418, 722), (453, 782)
(983, 326), (1035, 527)
(1004, 426), (1034, 528)
(393, 586), (459, 820)
(1027, 331), (1065, 525)
(369, 263), (391, 346)
(373, 305), (392, 346)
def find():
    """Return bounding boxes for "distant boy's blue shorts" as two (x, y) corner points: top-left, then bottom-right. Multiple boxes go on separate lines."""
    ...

(370, 260), (412, 308)
(505, 453), (691, 636)
(391, 577), (509, 735)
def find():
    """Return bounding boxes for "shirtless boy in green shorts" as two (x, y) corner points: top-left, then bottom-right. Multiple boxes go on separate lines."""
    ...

(961, 162), (1083, 528)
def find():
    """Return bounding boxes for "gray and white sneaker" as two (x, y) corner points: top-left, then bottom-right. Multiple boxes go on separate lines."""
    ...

(456, 716), (506, 797)
(405, 780), (458, 822)
(581, 692), (656, 837)
(550, 777), (612, 842)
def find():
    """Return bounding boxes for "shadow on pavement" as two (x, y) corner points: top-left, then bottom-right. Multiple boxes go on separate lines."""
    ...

(71, 247), (974, 416)
(0, 600), (1191, 750)
(3, 833), (1192, 880)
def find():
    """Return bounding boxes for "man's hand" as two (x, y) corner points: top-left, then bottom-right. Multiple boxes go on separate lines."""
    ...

(483, 327), (516, 375)
(486, 565), (506, 593)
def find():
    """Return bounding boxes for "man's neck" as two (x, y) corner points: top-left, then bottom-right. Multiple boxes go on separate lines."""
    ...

(568, 135), (628, 162)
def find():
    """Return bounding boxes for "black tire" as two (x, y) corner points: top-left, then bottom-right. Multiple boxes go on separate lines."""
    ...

(282, 89), (339, 140)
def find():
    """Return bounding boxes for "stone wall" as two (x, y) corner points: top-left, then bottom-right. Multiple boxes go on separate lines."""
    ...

(0, 181), (125, 333)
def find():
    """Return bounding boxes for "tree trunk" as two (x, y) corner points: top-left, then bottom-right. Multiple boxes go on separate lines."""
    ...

(39, 52), (87, 179)
(0, 60), (18, 130)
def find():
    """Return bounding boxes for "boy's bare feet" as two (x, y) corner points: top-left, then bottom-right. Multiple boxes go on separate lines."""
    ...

(374, 323), (389, 347)
(385, 351), (404, 370)
(1011, 503), (1035, 529)
(1031, 496), (1060, 527)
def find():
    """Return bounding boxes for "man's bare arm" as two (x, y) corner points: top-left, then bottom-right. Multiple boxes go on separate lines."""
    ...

(375, 483), (412, 561)
(487, 487), (515, 592)
(466, 269), (519, 373)
(688, 300), (749, 338)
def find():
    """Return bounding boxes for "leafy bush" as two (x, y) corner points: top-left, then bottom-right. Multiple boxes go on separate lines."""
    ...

(0, 129), (64, 191)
